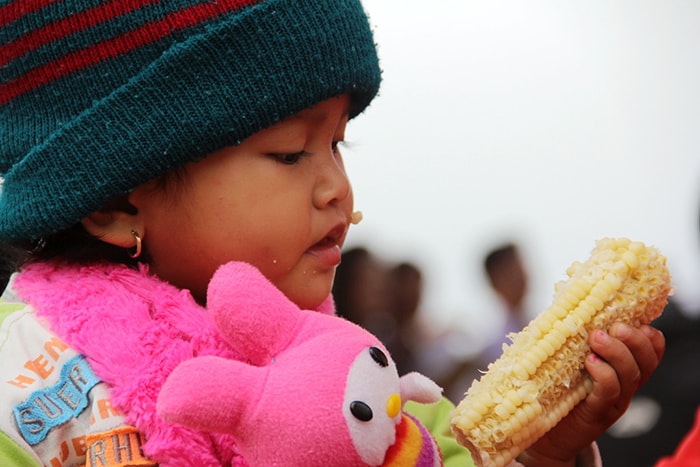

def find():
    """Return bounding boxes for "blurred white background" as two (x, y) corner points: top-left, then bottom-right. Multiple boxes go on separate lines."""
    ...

(342, 0), (700, 348)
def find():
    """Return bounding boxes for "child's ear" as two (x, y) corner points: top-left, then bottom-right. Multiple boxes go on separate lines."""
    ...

(81, 207), (143, 249)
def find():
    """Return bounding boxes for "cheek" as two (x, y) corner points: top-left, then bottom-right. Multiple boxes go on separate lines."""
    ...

(226, 212), (307, 271)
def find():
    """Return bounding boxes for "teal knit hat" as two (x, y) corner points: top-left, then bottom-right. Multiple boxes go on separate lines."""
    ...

(0, 0), (381, 242)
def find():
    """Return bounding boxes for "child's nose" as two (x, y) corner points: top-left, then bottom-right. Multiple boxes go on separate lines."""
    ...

(313, 154), (351, 208)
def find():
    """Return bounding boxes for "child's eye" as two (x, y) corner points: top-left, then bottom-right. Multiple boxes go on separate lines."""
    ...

(272, 151), (306, 165)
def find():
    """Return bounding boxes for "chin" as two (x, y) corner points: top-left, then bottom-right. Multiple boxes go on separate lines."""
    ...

(291, 284), (333, 311)
(293, 294), (328, 311)
(277, 271), (334, 311)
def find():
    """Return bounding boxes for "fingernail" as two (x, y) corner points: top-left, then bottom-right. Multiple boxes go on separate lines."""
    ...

(611, 323), (631, 339)
(594, 329), (608, 344)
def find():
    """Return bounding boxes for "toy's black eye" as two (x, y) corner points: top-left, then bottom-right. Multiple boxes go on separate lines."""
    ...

(369, 346), (388, 367)
(350, 401), (373, 421)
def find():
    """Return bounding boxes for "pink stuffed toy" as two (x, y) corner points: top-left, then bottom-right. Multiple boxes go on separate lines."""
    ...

(157, 261), (444, 466)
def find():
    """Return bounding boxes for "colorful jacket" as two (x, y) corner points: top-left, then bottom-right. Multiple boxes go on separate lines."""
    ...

(0, 305), (154, 466)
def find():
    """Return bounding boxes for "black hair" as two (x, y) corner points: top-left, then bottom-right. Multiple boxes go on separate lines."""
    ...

(0, 223), (141, 290)
(0, 165), (193, 291)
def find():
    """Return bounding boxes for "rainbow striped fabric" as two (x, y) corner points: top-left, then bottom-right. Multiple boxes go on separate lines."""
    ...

(383, 413), (444, 466)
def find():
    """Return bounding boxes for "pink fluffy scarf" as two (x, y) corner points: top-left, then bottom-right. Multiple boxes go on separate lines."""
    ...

(12, 261), (333, 466)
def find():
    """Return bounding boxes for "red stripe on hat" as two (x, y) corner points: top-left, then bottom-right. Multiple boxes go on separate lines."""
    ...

(0, 0), (258, 105)
(0, 0), (161, 68)
(0, 0), (54, 29)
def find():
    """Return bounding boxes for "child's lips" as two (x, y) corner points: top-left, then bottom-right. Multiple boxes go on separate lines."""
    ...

(307, 238), (342, 268)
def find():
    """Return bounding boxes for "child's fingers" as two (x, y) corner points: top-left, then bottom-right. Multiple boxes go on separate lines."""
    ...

(637, 324), (665, 385)
(583, 324), (664, 421)
(599, 323), (664, 389)
(522, 352), (617, 463)
(583, 344), (625, 420)
(522, 325), (665, 463)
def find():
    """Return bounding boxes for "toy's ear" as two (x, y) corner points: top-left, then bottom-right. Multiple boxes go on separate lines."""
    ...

(399, 372), (443, 405)
(207, 261), (302, 366)
(157, 355), (264, 433)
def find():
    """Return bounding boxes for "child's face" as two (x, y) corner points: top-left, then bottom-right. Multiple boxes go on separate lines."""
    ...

(129, 95), (354, 308)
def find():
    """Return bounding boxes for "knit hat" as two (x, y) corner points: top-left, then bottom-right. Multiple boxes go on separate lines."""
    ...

(0, 0), (381, 242)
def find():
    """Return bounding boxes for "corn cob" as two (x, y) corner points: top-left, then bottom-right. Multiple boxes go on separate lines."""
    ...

(450, 238), (672, 467)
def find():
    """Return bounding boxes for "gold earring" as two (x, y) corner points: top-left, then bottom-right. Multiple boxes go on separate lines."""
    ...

(129, 229), (142, 259)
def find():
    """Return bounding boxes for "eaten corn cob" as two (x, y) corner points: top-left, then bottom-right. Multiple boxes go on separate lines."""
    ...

(450, 238), (672, 467)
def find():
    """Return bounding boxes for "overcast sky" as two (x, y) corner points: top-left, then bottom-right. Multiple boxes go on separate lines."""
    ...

(342, 0), (700, 345)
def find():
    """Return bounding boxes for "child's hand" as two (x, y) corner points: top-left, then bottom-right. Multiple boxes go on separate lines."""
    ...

(517, 323), (665, 467)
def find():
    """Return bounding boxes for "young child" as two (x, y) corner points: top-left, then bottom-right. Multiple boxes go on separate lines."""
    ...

(0, 0), (665, 466)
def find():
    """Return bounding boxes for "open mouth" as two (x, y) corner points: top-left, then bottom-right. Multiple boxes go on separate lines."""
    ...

(313, 236), (339, 249)
(307, 224), (346, 267)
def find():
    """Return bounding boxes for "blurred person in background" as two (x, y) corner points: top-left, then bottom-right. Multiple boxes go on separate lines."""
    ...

(478, 242), (532, 365)
(334, 250), (428, 376)
(384, 261), (424, 375)
(335, 250), (478, 401)
(433, 241), (534, 403)
(333, 246), (395, 346)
